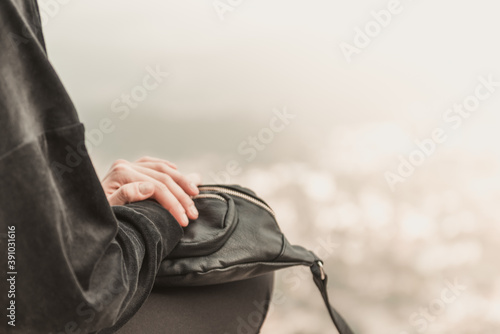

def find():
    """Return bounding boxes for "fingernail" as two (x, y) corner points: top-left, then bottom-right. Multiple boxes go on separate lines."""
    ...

(139, 183), (154, 195)
(189, 183), (198, 193)
(181, 214), (189, 226)
(189, 205), (198, 217)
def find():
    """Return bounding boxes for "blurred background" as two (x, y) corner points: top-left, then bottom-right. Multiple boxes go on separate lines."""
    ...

(43, 0), (500, 333)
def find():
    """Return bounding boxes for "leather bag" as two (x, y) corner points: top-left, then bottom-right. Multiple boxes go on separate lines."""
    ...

(155, 184), (354, 334)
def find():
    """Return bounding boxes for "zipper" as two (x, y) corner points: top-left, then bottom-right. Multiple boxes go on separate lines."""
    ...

(197, 186), (275, 218)
(192, 193), (227, 202)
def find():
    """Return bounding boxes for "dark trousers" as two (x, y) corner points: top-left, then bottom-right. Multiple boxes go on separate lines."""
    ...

(117, 273), (275, 334)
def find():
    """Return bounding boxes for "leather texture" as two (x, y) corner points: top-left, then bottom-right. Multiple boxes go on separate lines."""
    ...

(156, 184), (316, 286)
(155, 184), (355, 334)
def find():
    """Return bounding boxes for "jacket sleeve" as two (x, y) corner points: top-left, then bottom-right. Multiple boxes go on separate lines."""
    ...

(0, 1), (183, 333)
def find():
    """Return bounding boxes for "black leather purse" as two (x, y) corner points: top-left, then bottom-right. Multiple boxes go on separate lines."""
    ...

(155, 184), (354, 334)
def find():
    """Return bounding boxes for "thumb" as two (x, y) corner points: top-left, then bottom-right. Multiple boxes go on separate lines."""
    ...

(138, 182), (155, 195)
(107, 182), (155, 206)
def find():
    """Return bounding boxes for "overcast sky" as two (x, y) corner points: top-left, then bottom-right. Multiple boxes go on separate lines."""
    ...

(41, 0), (500, 172)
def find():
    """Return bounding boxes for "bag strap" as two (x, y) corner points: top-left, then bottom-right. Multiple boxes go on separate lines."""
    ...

(310, 261), (355, 334)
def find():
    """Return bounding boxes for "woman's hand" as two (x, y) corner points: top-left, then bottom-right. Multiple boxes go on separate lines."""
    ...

(101, 156), (202, 227)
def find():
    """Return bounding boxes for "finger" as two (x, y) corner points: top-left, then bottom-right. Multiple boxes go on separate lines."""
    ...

(134, 162), (199, 196)
(186, 173), (202, 186)
(129, 165), (199, 220)
(101, 159), (131, 187)
(107, 182), (155, 206)
(151, 185), (190, 227)
(109, 168), (190, 227)
(135, 156), (178, 170)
